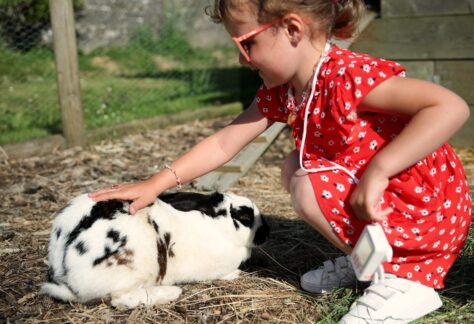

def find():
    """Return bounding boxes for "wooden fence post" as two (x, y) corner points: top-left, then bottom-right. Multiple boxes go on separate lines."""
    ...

(49, 0), (84, 147)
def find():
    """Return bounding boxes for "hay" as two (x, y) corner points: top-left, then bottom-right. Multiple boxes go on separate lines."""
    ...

(1, 117), (473, 323)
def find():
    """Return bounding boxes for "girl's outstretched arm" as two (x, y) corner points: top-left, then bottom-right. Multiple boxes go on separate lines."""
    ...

(350, 77), (470, 222)
(89, 99), (271, 214)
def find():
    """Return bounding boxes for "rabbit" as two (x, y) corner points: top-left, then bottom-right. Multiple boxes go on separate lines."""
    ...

(41, 191), (269, 308)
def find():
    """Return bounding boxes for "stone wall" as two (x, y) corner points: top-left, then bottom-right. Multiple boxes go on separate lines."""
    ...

(74, 0), (229, 53)
(164, 0), (230, 48)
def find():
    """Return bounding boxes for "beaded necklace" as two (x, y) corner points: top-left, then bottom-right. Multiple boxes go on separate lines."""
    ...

(286, 80), (310, 125)
(292, 42), (360, 183)
(286, 42), (330, 126)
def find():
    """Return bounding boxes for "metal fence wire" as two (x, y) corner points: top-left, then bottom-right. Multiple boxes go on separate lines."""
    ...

(0, 0), (258, 146)
(0, 0), (61, 145)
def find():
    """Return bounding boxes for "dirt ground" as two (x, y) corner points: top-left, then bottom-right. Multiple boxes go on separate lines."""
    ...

(1, 117), (473, 323)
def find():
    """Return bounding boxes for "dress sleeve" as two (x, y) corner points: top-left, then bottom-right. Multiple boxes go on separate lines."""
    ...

(330, 55), (406, 119)
(255, 84), (289, 123)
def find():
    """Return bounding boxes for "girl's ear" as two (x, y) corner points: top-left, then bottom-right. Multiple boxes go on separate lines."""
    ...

(281, 13), (306, 46)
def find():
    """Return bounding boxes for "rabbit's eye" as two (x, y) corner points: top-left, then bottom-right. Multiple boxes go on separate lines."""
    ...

(239, 213), (251, 222)
(230, 206), (254, 228)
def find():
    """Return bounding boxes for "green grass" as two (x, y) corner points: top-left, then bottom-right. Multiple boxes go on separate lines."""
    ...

(0, 24), (260, 145)
(0, 73), (60, 143)
(0, 75), (238, 144)
(80, 76), (238, 129)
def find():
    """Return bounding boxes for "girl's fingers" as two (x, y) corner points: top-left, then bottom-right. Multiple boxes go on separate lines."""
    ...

(89, 184), (121, 197)
(89, 189), (115, 200)
(353, 199), (391, 222)
(129, 200), (143, 215)
(88, 185), (131, 201)
(370, 207), (392, 222)
(130, 196), (155, 215)
(378, 207), (393, 219)
(87, 181), (156, 214)
(89, 191), (118, 201)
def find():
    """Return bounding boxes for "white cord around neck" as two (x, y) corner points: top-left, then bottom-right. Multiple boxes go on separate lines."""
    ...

(297, 42), (359, 183)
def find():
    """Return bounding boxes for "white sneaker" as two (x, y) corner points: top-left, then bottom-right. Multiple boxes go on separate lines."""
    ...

(338, 275), (442, 323)
(300, 256), (357, 293)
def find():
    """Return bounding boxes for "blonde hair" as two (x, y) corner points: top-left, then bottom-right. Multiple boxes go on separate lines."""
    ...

(205, 0), (366, 40)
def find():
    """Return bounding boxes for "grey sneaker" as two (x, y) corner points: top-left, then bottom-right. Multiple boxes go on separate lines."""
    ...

(300, 256), (357, 293)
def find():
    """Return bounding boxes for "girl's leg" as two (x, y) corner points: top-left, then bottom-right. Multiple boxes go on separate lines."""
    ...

(282, 153), (441, 322)
(282, 151), (356, 294)
(281, 151), (351, 255)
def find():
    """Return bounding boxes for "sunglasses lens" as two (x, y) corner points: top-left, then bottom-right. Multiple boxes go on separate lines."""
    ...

(241, 42), (251, 61)
(236, 42), (250, 62)
(242, 42), (250, 54)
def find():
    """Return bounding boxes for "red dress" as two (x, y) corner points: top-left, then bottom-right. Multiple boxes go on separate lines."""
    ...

(256, 45), (472, 289)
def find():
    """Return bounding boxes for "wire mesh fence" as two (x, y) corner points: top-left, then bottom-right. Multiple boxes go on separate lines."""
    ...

(0, 0), (62, 145)
(0, 0), (259, 146)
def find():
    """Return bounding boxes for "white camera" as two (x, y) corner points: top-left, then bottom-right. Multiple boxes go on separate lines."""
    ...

(350, 224), (393, 281)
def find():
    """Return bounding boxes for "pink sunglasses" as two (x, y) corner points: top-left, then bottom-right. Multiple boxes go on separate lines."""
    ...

(232, 19), (279, 62)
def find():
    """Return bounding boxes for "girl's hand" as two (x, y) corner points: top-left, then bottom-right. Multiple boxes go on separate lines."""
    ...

(88, 179), (160, 215)
(349, 167), (393, 222)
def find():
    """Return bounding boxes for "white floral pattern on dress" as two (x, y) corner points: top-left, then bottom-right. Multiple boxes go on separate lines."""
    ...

(255, 45), (472, 289)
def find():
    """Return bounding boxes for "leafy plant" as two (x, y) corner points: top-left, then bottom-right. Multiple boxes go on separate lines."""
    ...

(128, 23), (201, 61)
(155, 22), (196, 60)
(0, 39), (55, 80)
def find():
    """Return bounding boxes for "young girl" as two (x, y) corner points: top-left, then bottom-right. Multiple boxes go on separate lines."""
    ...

(90, 0), (472, 322)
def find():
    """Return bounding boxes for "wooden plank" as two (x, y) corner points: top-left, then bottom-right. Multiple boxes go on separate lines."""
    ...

(253, 122), (287, 143)
(213, 122), (287, 172)
(382, 0), (472, 18)
(399, 60), (474, 104)
(193, 171), (244, 192)
(466, 163), (474, 188)
(351, 16), (474, 60)
(194, 123), (287, 189)
(388, 61), (474, 146)
(401, 61), (435, 81)
(332, 10), (377, 49)
(215, 143), (261, 173)
(216, 129), (279, 173)
(449, 106), (474, 147)
(436, 61), (474, 104)
(49, 0), (85, 147)
(208, 123), (285, 173)
(1, 135), (66, 161)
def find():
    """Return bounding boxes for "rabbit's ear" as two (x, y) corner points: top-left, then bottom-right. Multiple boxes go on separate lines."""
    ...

(253, 216), (269, 246)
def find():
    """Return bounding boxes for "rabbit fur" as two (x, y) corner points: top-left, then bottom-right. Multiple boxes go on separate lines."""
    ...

(41, 191), (269, 308)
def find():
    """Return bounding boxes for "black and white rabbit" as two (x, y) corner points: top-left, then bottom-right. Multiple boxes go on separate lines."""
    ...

(41, 191), (269, 308)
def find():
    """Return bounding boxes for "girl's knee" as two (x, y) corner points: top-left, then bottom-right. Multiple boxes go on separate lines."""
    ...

(288, 171), (350, 253)
(289, 172), (323, 219)
(281, 150), (299, 192)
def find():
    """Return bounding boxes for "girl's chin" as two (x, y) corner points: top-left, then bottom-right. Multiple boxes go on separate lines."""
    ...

(260, 74), (283, 89)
